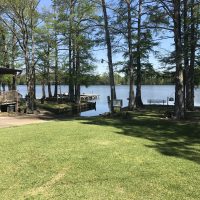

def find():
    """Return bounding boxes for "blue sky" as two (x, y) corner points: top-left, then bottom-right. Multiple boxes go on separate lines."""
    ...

(38, 0), (173, 74)
(40, 0), (51, 8)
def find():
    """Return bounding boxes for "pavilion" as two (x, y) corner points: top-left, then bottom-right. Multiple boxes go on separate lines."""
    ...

(0, 67), (22, 112)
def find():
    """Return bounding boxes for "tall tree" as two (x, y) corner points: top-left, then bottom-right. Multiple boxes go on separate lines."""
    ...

(183, 0), (189, 111)
(125, 0), (135, 110)
(186, 0), (199, 111)
(53, 0), (97, 103)
(154, 0), (184, 119)
(68, 0), (75, 102)
(101, 0), (116, 113)
(173, 0), (184, 119)
(115, 0), (157, 109)
(135, 0), (143, 108)
(52, 2), (59, 98)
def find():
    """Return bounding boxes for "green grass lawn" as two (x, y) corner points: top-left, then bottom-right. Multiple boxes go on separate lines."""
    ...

(0, 111), (200, 199)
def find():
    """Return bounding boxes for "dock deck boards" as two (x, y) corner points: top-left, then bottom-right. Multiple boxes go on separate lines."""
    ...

(58, 93), (100, 101)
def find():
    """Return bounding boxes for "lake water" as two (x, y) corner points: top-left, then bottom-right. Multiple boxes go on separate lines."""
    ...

(17, 85), (200, 116)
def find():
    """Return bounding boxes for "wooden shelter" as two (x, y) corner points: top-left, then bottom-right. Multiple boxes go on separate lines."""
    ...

(0, 68), (22, 112)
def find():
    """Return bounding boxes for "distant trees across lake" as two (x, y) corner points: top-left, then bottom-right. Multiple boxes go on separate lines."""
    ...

(17, 70), (176, 86)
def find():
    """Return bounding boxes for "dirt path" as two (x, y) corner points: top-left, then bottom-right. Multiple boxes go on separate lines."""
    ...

(0, 114), (50, 128)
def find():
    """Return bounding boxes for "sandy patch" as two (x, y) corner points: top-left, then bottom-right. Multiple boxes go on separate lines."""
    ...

(0, 115), (48, 128)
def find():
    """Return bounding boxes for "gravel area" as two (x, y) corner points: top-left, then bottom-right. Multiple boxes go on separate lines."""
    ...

(0, 113), (49, 128)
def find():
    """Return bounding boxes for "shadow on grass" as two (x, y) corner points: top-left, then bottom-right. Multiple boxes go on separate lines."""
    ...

(80, 112), (200, 165)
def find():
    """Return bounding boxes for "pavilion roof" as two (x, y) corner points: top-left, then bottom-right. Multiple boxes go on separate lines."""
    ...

(0, 68), (22, 75)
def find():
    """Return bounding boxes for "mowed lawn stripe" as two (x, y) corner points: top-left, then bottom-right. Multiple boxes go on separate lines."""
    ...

(0, 115), (199, 199)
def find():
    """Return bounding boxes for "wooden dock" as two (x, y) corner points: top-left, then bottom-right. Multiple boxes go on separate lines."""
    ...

(80, 93), (100, 101)
(58, 93), (100, 101)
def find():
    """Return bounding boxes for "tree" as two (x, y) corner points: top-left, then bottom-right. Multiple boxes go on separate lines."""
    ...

(0, 23), (9, 68)
(172, 0), (184, 119)
(0, 0), (40, 112)
(135, 0), (143, 108)
(156, 0), (200, 118)
(186, 0), (199, 111)
(52, 1), (59, 98)
(101, 0), (117, 113)
(53, 0), (97, 103)
(152, 0), (184, 119)
(68, 0), (75, 102)
(125, 0), (135, 110)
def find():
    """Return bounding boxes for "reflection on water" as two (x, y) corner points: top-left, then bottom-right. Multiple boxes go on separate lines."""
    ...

(17, 85), (200, 117)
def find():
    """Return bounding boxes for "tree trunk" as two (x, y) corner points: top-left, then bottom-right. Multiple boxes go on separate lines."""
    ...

(68, 0), (75, 102)
(2, 32), (9, 68)
(72, 37), (76, 101)
(101, 0), (116, 113)
(12, 75), (17, 91)
(26, 52), (35, 113)
(2, 30), (12, 90)
(27, 56), (35, 112)
(75, 31), (81, 104)
(31, 11), (36, 105)
(53, 4), (58, 98)
(184, 0), (189, 111)
(11, 22), (17, 90)
(26, 6), (36, 113)
(47, 81), (52, 98)
(75, 63), (81, 104)
(2, 83), (6, 92)
(47, 44), (52, 98)
(135, 0), (143, 108)
(54, 41), (58, 98)
(187, 0), (196, 111)
(68, 35), (75, 102)
(42, 81), (46, 99)
(33, 67), (36, 99)
(126, 0), (135, 110)
(174, 0), (185, 119)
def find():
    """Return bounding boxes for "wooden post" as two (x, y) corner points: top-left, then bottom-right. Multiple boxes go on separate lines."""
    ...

(16, 91), (18, 112)
(12, 74), (17, 90)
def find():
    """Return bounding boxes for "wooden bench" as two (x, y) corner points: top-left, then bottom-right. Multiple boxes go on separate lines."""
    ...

(7, 104), (16, 113)
(147, 99), (166, 105)
(113, 99), (123, 111)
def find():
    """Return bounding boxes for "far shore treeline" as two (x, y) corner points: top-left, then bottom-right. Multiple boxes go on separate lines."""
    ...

(1, 0), (200, 119)
(17, 71), (176, 86)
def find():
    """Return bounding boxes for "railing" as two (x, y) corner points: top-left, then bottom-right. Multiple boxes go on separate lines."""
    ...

(147, 99), (166, 105)
(0, 90), (18, 104)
